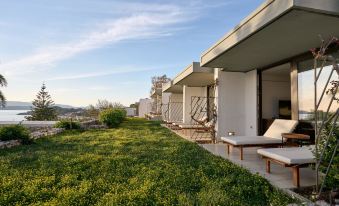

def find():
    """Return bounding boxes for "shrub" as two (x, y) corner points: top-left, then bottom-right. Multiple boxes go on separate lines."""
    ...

(0, 125), (31, 144)
(99, 108), (126, 128)
(314, 122), (339, 189)
(55, 120), (81, 130)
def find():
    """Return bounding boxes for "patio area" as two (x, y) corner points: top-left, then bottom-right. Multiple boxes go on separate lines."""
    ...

(162, 124), (214, 144)
(200, 143), (316, 190)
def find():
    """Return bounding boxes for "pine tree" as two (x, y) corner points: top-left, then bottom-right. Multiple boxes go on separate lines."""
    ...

(0, 74), (7, 108)
(26, 83), (57, 121)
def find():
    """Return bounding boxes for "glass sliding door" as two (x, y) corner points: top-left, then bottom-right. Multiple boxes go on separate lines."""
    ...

(298, 51), (339, 122)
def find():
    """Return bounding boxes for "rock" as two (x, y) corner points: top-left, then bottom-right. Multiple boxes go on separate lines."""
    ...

(0, 140), (21, 149)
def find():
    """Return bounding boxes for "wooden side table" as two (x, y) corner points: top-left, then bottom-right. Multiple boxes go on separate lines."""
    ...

(281, 133), (311, 147)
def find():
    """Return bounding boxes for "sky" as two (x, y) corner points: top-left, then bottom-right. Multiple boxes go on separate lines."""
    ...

(0, 0), (264, 107)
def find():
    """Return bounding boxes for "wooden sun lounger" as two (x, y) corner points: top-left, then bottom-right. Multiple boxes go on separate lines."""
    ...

(221, 119), (298, 160)
(257, 146), (315, 187)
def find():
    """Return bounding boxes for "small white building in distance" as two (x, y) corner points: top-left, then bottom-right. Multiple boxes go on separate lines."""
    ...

(124, 107), (137, 117)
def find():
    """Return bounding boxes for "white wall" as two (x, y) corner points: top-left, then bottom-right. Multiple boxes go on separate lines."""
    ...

(245, 70), (258, 136)
(214, 69), (258, 140)
(125, 108), (136, 117)
(215, 70), (245, 139)
(262, 74), (291, 119)
(162, 93), (171, 105)
(183, 86), (207, 124)
(138, 98), (152, 118)
(169, 93), (183, 102)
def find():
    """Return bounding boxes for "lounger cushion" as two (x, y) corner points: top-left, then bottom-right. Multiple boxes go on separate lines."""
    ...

(257, 146), (315, 165)
(221, 136), (282, 145)
(264, 119), (298, 139)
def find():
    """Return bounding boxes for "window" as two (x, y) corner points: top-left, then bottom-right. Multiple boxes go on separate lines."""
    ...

(298, 51), (339, 121)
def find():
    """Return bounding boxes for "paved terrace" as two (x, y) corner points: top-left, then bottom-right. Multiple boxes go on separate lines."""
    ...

(163, 124), (316, 191)
(201, 144), (316, 190)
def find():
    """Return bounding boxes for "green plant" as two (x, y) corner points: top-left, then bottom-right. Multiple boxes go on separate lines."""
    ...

(0, 125), (31, 144)
(55, 120), (81, 130)
(85, 100), (125, 119)
(315, 123), (339, 189)
(26, 83), (57, 121)
(99, 108), (126, 128)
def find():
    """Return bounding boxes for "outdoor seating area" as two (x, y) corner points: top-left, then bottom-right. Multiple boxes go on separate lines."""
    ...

(163, 119), (214, 143)
(258, 146), (315, 188)
(221, 119), (298, 160)
(176, 118), (318, 189)
(201, 143), (316, 190)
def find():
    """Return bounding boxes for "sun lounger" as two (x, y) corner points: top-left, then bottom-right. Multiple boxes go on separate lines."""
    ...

(221, 119), (298, 160)
(257, 146), (315, 187)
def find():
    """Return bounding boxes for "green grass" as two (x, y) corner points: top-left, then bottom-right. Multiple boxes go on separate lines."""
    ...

(0, 118), (295, 205)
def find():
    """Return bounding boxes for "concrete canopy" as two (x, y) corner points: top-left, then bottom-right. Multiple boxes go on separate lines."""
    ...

(173, 62), (214, 87)
(200, 0), (339, 72)
(150, 88), (162, 98)
(162, 81), (183, 94)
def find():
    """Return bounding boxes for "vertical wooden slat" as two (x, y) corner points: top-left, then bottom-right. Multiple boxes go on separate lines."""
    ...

(290, 61), (299, 120)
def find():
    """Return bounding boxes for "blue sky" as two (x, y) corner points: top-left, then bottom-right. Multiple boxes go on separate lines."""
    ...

(0, 0), (263, 107)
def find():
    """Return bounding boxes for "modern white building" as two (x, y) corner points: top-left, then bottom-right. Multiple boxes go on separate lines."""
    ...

(150, 88), (162, 115)
(124, 107), (137, 117)
(138, 98), (152, 118)
(162, 81), (183, 123)
(171, 62), (214, 124)
(199, 0), (339, 141)
(164, 0), (339, 143)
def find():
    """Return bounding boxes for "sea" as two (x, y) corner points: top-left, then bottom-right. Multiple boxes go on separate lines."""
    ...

(0, 110), (30, 121)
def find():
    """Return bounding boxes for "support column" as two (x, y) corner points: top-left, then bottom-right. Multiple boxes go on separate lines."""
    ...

(291, 61), (299, 120)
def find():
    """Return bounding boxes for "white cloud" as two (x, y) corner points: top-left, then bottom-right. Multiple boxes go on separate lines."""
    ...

(0, 3), (191, 77)
(54, 86), (112, 93)
(47, 67), (155, 81)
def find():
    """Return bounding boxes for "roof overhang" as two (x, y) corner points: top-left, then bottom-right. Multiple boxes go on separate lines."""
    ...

(162, 81), (183, 93)
(173, 62), (214, 87)
(200, 0), (339, 72)
(150, 88), (162, 98)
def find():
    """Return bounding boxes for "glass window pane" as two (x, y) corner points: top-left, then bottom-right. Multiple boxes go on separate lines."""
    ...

(298, 52), (339, 121)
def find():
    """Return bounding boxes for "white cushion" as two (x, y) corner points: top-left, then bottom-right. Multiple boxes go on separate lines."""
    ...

(221, 136), (282, 145)
(264, 119), (298, 139)
(257, 146), (315, 165)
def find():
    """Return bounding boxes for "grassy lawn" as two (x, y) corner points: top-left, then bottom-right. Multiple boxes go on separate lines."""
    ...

(0, 118), (295, 205)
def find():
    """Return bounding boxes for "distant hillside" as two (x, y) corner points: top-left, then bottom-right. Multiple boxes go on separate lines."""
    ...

(2, 101), (76, 110)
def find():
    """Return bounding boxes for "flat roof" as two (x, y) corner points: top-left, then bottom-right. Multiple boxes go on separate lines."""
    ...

(172, 62), (214, 87)
(162, 81), (183, 94)
(200, 0), (339, 71)
(150, 88), (162, 98)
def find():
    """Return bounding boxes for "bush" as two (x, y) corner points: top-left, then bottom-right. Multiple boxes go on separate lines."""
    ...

(99, 108), (126, 128)
(314, 123), (339, 189)
(0, 125), (31, 144)
(55, 120), (81, 130)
